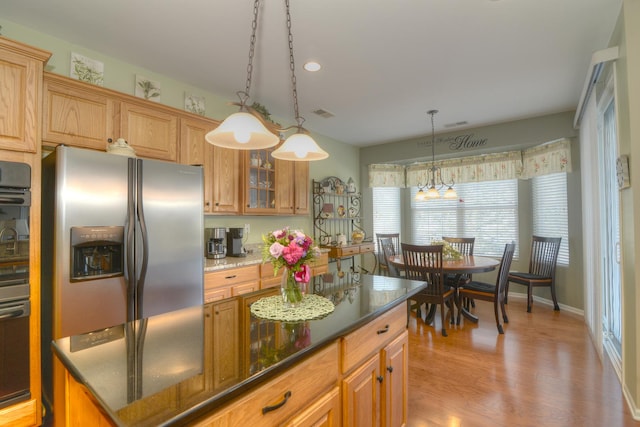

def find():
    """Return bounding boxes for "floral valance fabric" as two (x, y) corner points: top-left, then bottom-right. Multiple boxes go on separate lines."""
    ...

(369, 138), (572, 188)
(405, 151), (523, 187)
(520, 138), (572, 179)
(368, 164), (406, 188)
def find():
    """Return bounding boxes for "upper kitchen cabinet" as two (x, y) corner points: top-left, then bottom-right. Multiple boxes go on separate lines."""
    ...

(276, 159), (309, 215)
(0, 37), (51, 153)
(42, 73), (178, 161)
(180, 116), (240, 214)
(42, 73), (117, 151)
(243, 147), (278, 214)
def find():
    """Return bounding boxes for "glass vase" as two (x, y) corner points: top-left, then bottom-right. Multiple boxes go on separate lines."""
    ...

(281, 267), (307, 308)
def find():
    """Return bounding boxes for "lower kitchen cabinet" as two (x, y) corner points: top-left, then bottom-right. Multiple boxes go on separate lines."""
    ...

(204, 265), (260, 303)
(341, 304), (408, 427)
(191, 343), (340, 426)
(285, 386), (341, 427)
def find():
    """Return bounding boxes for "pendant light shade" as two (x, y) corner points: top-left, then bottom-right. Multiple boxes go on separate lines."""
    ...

(205, 111), (279, 150)
(272, 131), (328, 161)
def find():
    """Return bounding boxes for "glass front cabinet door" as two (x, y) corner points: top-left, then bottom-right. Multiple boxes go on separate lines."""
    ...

(244, 148), (277, 214)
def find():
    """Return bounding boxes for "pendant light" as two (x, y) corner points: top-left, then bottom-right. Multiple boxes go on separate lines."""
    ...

(205, 0), (279, 150)
(414, 110), (457, 200)
(271, 0), (328, 161)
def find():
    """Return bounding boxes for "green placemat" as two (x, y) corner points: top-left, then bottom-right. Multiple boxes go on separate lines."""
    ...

(250, 294), (335, 322)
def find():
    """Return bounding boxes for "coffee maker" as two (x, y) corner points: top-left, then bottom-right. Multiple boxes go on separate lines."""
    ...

(205, 227), (226, 259)
(226, 227), (246, 257)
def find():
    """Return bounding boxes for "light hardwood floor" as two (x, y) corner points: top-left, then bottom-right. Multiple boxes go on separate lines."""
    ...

(407, 297), (640, 427)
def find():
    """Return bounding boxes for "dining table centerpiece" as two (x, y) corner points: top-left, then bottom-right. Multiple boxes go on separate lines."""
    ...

(262, 228), (321, 307)
(430, 240), (463, 261)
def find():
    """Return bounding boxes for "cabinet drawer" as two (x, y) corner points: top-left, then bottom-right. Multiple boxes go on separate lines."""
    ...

(193, 342), (339, 427)
(309, 252), (329, 268)
(358, 243), (375, 253)
(205, 265), (260, 289)
(341, 303), (407, 374)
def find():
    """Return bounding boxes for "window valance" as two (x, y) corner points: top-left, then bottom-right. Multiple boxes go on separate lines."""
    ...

(405, 151), (523, 187)
(369, 139), (572, 188)
(520, 138), (572, 179)
(368, 164), (406, 188)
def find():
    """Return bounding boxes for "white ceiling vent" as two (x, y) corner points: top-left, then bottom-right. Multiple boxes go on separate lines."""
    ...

(312, 108), (335, 119)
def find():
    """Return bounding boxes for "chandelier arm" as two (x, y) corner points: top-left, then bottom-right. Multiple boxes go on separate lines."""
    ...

(242, 0), (261, 107)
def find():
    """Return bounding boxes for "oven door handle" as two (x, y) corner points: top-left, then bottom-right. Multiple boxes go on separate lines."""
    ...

(0, 303), (28, 319)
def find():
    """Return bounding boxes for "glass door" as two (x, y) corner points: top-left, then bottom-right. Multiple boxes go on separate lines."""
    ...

(598, 88), (622, 363)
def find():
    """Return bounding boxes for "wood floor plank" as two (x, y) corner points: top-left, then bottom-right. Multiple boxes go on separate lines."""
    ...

(407, 298), (640, 426)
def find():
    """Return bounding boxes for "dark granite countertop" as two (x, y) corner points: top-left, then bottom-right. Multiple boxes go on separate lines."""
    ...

(53, 272), (426, 426)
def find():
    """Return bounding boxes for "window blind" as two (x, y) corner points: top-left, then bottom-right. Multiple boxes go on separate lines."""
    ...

(372, 187), (401, 251)
(410, 180), (519, 258)
(532, 172), (569, 265)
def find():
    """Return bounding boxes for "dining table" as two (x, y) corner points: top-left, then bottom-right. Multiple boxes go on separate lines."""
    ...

(387, 254), (500, 323)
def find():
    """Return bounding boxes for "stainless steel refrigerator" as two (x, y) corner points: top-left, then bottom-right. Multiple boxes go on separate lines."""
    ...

(41, 146), (204, 410)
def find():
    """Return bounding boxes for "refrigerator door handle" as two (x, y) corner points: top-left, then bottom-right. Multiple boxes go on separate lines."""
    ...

(135, 159), (150, 320)
(126, 158), (136, 323)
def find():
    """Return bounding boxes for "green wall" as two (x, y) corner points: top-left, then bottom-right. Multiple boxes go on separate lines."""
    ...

(0, 17), (360, 246)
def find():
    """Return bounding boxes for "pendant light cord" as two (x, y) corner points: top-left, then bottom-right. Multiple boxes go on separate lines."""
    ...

(428, 109), (438, 185)
(285, 0), (305, 129)
(238, 0), (261, 108)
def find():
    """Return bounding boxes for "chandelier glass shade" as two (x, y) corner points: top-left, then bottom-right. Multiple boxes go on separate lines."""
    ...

(414, 110), (457, 201)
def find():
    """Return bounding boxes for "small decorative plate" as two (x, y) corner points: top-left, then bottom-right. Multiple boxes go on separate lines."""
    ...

(337, 205), (346, 217)
(348, 207), (357, 217)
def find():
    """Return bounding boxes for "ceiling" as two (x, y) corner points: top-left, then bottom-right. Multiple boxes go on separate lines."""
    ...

(1, 0), (622, 147)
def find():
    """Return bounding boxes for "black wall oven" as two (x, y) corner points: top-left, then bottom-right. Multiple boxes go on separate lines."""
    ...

(0, 160), (31, 409)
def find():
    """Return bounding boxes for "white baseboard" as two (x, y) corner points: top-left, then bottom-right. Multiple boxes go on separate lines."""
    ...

(506, 292), (584, 317)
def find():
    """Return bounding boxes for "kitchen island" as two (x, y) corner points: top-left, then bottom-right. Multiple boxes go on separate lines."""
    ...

(53, 272), (426, 426)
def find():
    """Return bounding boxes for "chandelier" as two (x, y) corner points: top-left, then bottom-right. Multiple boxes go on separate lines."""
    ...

(206, 0), (328, 161)
(414, 110), (457, 201)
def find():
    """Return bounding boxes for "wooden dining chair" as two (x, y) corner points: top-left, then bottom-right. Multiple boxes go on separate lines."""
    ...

(380, 237), (402, 278)
(401, 243), (455, 337)
(376, 233), (400, 276)
(457, 242), (516, 334)
(443, 236), (476, 307)
(506, 236), (561, 312)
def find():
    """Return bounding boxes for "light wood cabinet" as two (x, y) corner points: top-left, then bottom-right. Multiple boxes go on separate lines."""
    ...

(0, 36), (50, 427)
(119, 100), (178, 161)
(0, 37), (50, 153)
(285, 386), (341, 427)
(381, 332), (408, 427)
(180, 117), (240, 214)
(42, 73), (179, 161)
(42, 73), (117, 150)
(276, 159), (310, 215)
(205, 265), (260, 303)
(260, 253), (329, 290)
(341, 304), (408, 427)
(243, 148), (278, 214)
(191, 342), (339, 427)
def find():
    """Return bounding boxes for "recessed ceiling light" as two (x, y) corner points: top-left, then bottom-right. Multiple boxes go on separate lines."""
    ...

(303, 61), (321, 72)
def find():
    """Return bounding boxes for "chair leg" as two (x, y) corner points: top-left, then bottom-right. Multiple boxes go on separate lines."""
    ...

(440, 303), (448, 337)
(494, 301), (504, 334)
(504, 282), (509, 304)
(500, 299), (509, 323)
(550, 280), (560, 311)
(527, 285), (533, 313)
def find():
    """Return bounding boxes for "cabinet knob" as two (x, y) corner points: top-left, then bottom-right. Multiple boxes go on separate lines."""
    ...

(376, 375), (384, 383)
(215, 202), (220, 206)
(387, 366), (393, 373)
